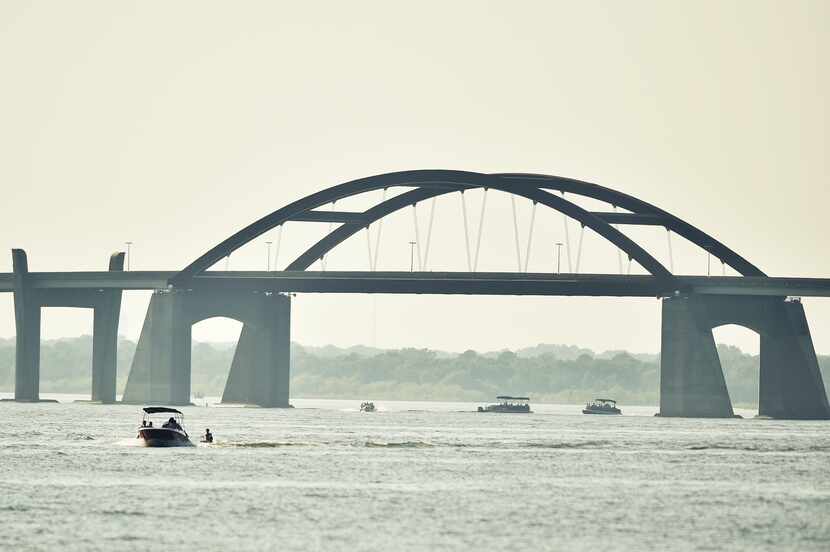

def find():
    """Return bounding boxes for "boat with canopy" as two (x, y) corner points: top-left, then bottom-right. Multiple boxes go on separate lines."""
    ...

(582, 398), (622, 415)
(137, 406), (193, 447)
(477, 396), (532, 413)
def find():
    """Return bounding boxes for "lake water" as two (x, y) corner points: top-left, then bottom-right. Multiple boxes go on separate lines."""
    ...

(0, 395), (828, 551)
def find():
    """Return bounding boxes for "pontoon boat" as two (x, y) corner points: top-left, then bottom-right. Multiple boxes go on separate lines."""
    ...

(582, 398), (621, 415)
(477, 396), (532, 413)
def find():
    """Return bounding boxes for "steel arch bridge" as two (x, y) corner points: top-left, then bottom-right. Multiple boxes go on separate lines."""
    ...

(6, 169), (829, 418)
(169, 169), (764, 287)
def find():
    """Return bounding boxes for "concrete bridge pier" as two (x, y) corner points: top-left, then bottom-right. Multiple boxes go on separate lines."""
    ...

(222, 295), (291, 407)
(12, 249), (40, 401)
(90, 253), (125, 403)
(121, 289), (191, 405)
(122, 288), (291, 407)
(659, 295), (830, 419)
(10, 249), (125, 403)
(759, 300), (830, 418)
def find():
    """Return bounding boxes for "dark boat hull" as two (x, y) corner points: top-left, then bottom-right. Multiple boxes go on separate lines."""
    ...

(137, 427), (193, 447)
(582, 408), (621, 415)
(478, 406), (532, 413)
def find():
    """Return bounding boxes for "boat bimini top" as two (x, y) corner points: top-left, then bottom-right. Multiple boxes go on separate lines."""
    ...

(142, 406), (183, 415)
(496, 396), (530, 404)
(141, 406), (185, 428)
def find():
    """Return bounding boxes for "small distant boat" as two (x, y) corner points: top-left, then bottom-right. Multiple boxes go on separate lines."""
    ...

(582, 398), (621, 415)
(477, 396), (532, 413)
(136, 406), (193, 447)
(360, 401), (376, 412)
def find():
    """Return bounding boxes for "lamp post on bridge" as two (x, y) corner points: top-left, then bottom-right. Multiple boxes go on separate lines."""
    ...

(266, 241), (273, 271)
(125, 241), (133, 271)
(409, 241), (416, 272)
(555, 242), (563, 274)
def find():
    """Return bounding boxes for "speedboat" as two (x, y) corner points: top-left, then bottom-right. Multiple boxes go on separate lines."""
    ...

(582, 398), (622, 415)
(360, 401), (376, 412)
(477, 396), (532, 413)
(137, 406), (193, 447)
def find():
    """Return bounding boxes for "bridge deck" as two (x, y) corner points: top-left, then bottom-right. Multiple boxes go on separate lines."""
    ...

(2, 271), (830, 297)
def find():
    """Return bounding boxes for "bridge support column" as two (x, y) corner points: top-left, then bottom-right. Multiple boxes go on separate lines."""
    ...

(222, 293), (291, 407)
(122, 290), (191, 405)
(759, 300), (830, 419)
(12, 249), (40, 401)
(659, 296), (734, 417)
(659, 295), (830, 419)
(90, 253), (125, 403)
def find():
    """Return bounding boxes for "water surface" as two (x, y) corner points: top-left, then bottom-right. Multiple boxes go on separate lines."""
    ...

(1, 396), (828, 551)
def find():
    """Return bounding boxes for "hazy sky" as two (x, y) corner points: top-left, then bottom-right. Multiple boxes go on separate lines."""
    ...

(1, 1), (828, 354)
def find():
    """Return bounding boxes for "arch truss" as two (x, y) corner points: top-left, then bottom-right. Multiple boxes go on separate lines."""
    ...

(169, 170), (764, 287)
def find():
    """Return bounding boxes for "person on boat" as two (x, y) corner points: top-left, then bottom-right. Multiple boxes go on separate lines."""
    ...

(141, 420), (147, 427)
(204, 429), (213, 443)
(163, 417), (182, 431)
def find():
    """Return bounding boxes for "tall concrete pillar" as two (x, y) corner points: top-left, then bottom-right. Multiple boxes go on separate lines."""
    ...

(12, 249), (40, 401)
(759, 300), (830, 419)
(90, 252), (125, 403)
(658, 296), (735, 417)
(122, 290), (191, 405)
(222, 293), (291, 407)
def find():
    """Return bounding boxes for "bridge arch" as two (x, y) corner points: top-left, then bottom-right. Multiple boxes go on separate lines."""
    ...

(495, 173), (765, 277)
(170, 170), (763, 286)
(284, 177), (672, 277)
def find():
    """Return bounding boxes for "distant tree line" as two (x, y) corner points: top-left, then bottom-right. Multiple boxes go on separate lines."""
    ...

(0, 337), (828, 406)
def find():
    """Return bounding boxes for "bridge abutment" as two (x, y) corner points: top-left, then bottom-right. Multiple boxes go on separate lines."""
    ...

(122, 289), (291, 407)
(659, 295), (830, 419)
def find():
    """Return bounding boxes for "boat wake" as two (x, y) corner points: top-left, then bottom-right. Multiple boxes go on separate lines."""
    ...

(521, 440), (612, 449)
(686, 444), (830, 453)
(115, 438), (144, 447)
(65, 432), (95, 441)
(364, 441), (434, 448)
(216, 441), (315, 448)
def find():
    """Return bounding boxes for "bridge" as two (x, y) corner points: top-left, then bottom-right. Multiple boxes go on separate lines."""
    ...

(3, 170), (829, 419)
(4, 270), (830, 296)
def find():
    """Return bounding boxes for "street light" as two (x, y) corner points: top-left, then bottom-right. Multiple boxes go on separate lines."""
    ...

(409, 241), (416, 272)
(555, 242), (564, 274)
(266, 241), (273, 271)
(125, 241), (133, 271)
